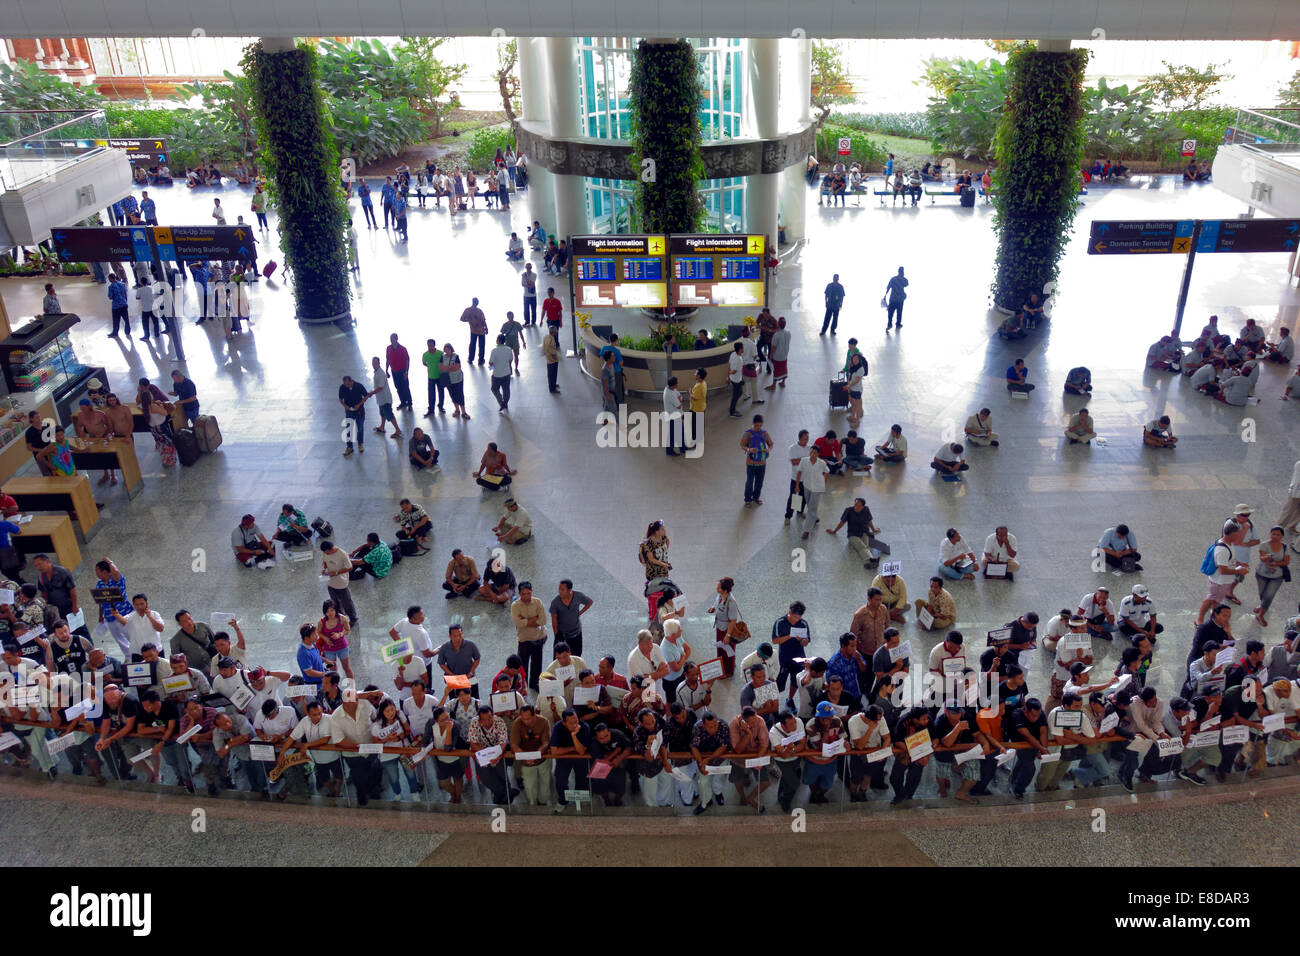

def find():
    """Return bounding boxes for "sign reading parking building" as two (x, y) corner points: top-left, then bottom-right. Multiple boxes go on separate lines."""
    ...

(1087, 220), (1195, 255)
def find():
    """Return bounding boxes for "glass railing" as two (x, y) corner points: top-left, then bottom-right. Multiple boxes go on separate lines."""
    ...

(0, 109), (111, 192)
(1224, 108), (1300, 148)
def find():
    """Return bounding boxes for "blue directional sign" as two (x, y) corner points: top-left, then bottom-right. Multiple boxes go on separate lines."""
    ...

(1195, 219), (1300, 254)
(129, 226), (153, 262)
(1088, 220), (1195, 255)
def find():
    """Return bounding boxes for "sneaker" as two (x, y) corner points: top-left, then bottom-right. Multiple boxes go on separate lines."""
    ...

(693, 801), (710, 815)
(244, 558), (257, 568)
(553, 803), (566, 814)
(1120, 776), (1134, 792)
(343, 448), (353, 457)
(262, 559), (276, 569)
(1177, 769), (1206, 786)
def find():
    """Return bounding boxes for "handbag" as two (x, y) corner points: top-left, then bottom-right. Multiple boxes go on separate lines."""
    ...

(1284, 566), (1293, 583)
(725, 619), (750, 643)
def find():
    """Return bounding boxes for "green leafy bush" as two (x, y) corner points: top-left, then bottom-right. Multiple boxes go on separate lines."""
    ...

(923, 57), (1008, 159)
(0, 59), (101, 111)
(834, 111), (932, 139)
(815, 125), (888, 168)
(630, 40), (704, 235)
(466, 126), (514, 171)
(244, 41), (351, 322)
(991, 48), (1088, 312)
(326, 92), (427, 166)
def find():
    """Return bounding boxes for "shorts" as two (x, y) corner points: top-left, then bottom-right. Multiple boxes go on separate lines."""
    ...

(801, 759), (838, 790)
(729, 762), (770, 785)
(435, 757), (466, 781)
(1205, 580), (1233, 603)
(935, 757), (980, 783)
(322, 647), (350, 661)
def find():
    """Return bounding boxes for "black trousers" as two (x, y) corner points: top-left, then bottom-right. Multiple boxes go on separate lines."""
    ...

(558, 631), (583, 658)
(392, 370), (412, 408)
(547, 361), (559, 392)
(784, 479), (806, 519)
(361, 203), (377, 228)
(468, 334), (486, 363)
(343, 754), (380, 804)
(821, 305), (841, 334)
(729, 380), (743, 415)
(110, 306), (131, 336)
(887, 301), (903, 326)
(518, 639), (545, 690)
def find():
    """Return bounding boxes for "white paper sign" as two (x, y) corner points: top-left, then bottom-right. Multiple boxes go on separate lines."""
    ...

(866, 746), (891, 763)
(0, 589), (14, 605)
(698, 658), (726, 681)
(1038, 751), (1060, 763)
(670, 765), (694, 782)
(1214, 647), (1236, 668)
(1099, 712), (1120, 734)
(1220, 725), (1249, 745)
(286, 684), (316, 699)
(879, 561), (902, 576)
(412, 743), (435, 764)
(955, 745), (983, 765)
(358, 743), (385, 755)
(161, 673), (193, 695)
(889, 641), (911, 663)
(1188, 730), (1220, 748)
(553, 664), (576, 683)
(1262, 713), (1286, 733)
(572, 685), (600, 706)
(781, 726), (806, 746)
(751, 681), (779, 706)
(745, 755), (771, 768)
(46, 734), (79, 756)
(66, 610), (86, 632)
(917, 607), (934, 629)
(984, 562), (1007, 578)
(822, 738), (847, 757)
(474, 744), (503, 766)
(228, 684), (255, 711)
(513, 750), (542, 762)
(170, 722), (201, 745)
(209, 612), (236, 629)
(64, 699), (91, 720)
(831, 703), (849, 717)
(649, 731), (663, 759)
(1157, 738), (1184, 756)
(941, 656), (966, 678)
(704, 763), (731, 775)
(995, 750), (1016, 767)
(538, 679), (562, 699)
(491, 692), (519, 714)
(128, 748), (154, 764)
(249, 743), (276, 761)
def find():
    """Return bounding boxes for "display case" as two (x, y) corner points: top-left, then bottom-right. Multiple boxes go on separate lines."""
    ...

(0, 314), (103, 423)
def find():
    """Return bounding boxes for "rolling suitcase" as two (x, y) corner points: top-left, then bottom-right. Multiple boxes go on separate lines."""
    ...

(174, 428), (201, 467)
(829, 375), (850, 409)
(262, 260), (277, 279)
(194, 414), (223, 453)
(959, 185), (976, 208)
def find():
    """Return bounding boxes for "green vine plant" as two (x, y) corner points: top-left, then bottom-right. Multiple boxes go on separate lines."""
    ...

(990, 47), (1088, 313)
(242, 41), (351, 322)
(629, 40), (705, 236)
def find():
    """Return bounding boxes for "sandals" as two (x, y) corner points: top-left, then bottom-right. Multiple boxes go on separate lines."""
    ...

(1226, 595), (1242, 606)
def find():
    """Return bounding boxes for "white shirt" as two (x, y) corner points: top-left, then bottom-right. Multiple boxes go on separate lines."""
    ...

(401, 694), (437, 738)
(847, 713), (886, 749)
(740, 337), (758, 365)
(123, 610), (164, 656)
(940, 536), (973, 565)
(489, 345), (514, 378)
(1047, 705), (1095, 742)
(502, 505), (532, 535)
(328, 699), (376, 745)
(1077, 592), (1115, 619)
(663, 386), (682, 417)
(798, 456), (830, 494)
(392, 657), (426, 699)
(291, 714), (339, 763)
(928, 643), (964, 674)
(249, 676), (283, 716)
(391, 618), (432, 657)
(628, 644), (668, 697)
(728, 352), (743, 383)
(1275, 336), (1295, 362)
(788, 441), (809, 479)
(371, 367), (390, 403)
(934, 443), (960, 464)
(1208, 541), (1237, 585)
(1118, 595), (1156, 629)
(983, 532), (1017, 562)
(254, 704), (297, 740)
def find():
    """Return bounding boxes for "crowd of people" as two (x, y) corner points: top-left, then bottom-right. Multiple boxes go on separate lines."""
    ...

(1147, 315), (1295, 409)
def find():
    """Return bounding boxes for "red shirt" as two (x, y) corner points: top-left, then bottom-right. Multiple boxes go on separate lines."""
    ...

(813, 437), (841, 459)
(385, 344), (410, 373)
(541, 297), (563, 325)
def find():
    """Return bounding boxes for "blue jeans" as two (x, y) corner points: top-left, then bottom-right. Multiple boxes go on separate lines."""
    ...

(380, 757), (420, 801)
(744, 464), (767, 503)
(1070, 748), (1112, 787)
(937, 562), (970, 580)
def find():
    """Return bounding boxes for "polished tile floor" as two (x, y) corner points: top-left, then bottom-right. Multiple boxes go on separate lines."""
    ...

(6, 172), (1299, 734)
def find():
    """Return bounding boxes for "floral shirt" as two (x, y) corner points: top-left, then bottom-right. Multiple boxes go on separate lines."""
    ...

(467, 714), (510, 750)
(397, 505), (429, 533)
(277, 509), (308, 534)
(803, 716), (846, 763)
(690, 722), (729, 762)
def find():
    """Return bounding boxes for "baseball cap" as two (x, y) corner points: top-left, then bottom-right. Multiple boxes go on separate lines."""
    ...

(1131, 585), (1149, 598)
(78, 398), (91, 406)
(815, 701), (836, 718)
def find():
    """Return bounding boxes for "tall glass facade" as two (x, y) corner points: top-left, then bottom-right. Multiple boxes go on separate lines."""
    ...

(576, 37), (748, 235)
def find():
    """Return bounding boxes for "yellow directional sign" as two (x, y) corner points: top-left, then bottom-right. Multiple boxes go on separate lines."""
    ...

(153, 227), (172, 244)
(646, 235), (665, 255)
(1172, 236), (1190, 253)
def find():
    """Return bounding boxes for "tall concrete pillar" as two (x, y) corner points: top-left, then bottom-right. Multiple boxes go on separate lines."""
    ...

(744, 39), (779, 246)
(546, 37), (587, 240)
(779, 37), (812, 242)
(517, 39), (556, 234)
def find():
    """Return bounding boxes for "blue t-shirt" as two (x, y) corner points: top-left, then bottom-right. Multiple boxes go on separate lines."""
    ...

(0, 520), (19, 549)
(297, 644), (325, 685)
(1098, 528), (1137, 553)
(140, 198), (156, 219)
(358, 181), (373, 206)
(96, 573), (132, 618)
(1006, 364), (1027, 383)
(107, 281), (128, 308)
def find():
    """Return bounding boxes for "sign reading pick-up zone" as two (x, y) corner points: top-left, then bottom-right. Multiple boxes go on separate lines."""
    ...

(1087, 220), (1195, 255)
(52, 226), (256, 264)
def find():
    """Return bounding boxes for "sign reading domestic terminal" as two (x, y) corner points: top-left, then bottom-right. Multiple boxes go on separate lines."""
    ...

(669, 234), (767, 307)
(570, 235), (667, 308)
(1088, 220), (1195, 255)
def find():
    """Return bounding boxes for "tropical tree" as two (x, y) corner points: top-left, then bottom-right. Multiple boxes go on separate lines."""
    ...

(1279, 70), (1300, 108)
(810, 41), (854, 131)
(394, 36), (468, 138)
(922, 56), (1009, 158)
(1143, 61), (1230, 111)
(173, 71), (259, 165)
(0, 59), (102, 111)
(495, 39), (520, 125)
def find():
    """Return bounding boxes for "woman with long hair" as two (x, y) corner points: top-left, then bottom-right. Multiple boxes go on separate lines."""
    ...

(707, 576), (745, 678)
(317, 599), (353, 679)
(371, 698), (421, 801)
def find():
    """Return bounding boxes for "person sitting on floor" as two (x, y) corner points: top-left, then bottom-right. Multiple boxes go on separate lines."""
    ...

(408, 428), (439, 470)
(1190, 358), (1223, 395)
(1239, 319), (1266, 351)
(1181, 335), (1214, 375)
(874, 424), (908, 462)
(1143, 415), (1178, 448)
(493, 498), (533, 545)
(505, 233), (524, 261)
(475, 557), (517, 605)
(931, 442), (969, 476)
(1065, 408), (1097, 445)
(1006, 359), (1034, 393)
(1064, 366), (1092, 395)
(842, 430), (872, 471)
(1214, 368), (1252, 407)
(1146, 335), (1183, 371)
(1264, 327), (1294, 365)
(394, 499), (433, 553)
(1183, 159), (1200, 182)
(997, 310), (1027, 340)
(813, 431), (843, 475)
(443, 549), (479, 599)
(474, 442), (517, 490)
(349, 533), (392, 580)
(964, 408), (998, 447)
(1282, 364), (1300, 401)
(232, 514), (276, 568)
(273, 504), (312, 548)
(1022, 293), (1047, 330)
